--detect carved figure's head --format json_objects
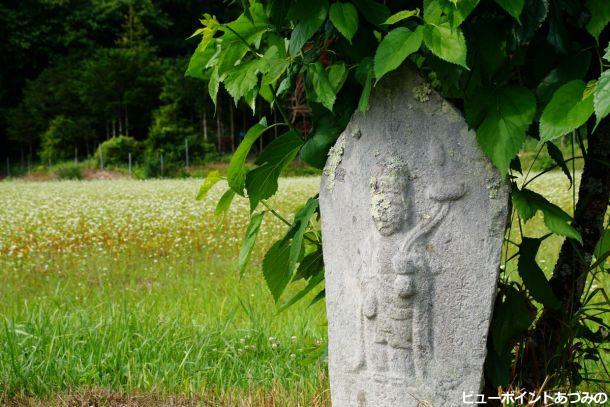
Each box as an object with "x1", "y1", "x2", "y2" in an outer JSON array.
[{"x1": 370, "y1": 158, "x2": 410, "y2": 236}]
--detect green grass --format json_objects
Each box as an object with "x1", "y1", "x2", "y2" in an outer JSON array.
[
  {"x1": 0, "y1": 172, "x2": 607, "y2": 405},
  {"x1": 0, "y1": 178, "x2": 327, "y2": 405}
]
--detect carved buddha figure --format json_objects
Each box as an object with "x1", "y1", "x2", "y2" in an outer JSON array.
[{"x1": 360, "y1": 158, "x2": 432, "y2": 378}]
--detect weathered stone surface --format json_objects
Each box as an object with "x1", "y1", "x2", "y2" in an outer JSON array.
[{"x1": 320, "y1": 65, "x2": 508, "y2": 407}]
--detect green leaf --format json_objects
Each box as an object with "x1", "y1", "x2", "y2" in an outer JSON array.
[
  {"x1": 475, "y1": 86, "x2": 536, "y2": 175},
  {"x1": 214, "y1": 189, "x2": 236, "y2": 223},
  {"x1": 260, "y1": 46, "x2": 289, "y2": 86},
  {"x1": 308, "y1": 62, "x2": 338, "y2": 111},
  {"x1": 288, "y1": 0, "x2": 329, "y2": 55},
  {"x1": 518, "y1": 237, "x2": 561, "y2": 309},
  {"x1": 279, "y1": 272, "x2": 324, "y2": 311},
  {"x1": 374, "y1": 26, "x2": 424, "y2": 81},
  {"x1": 383, "y1": 9, "x2": 419, "y2": 25},
  {"x1": 511, "y1": 186, "x2": 583, "y2": 243},
  {"x1": 356, "y1": 58, "x2": 374, "y2": 112},
  {"x1": 289, "y1": 198, "x2": 319, "y2": 275},
  {"x1": 238, "y1": 211, "x2": 265, "y2": 275},
  {"x1": 227, "y1": 119, "x2": 268, "y2": 195},
  {"x1": 494, "y1": 0, "x2": 524, "y2": 21},
  {"x1": 294, "y1": 248, "x2": 324, "y2": 281},
  {"x1": 208, "y1": 66, "x2": 220, "y2": 107},
  {"x1": 263, "y1": 237, "x2": 293, "y2": 302},
  {"x1": 449, "y1": 0, "x2": 480, "y2": 26},
  {"x1": 594, "y1": 70, "x2": 610, "y2": 126},
  {"x1": 352, "y1": 0, "x2": 391, "y2": 26},
  {"x1": 196, "y1": 170, "x2": 222, "y2": 200},
  {"x1": 604, "y1": 44, "x2": 610, "y2": 62},
  {"x1": 329, "y1": 2, "x2": 359, "y2": 42},
  {"x1": 224, "y1": 60, "x2": 261, "y2": 103},
  {"x1": 423, "y1": 23, "x2": 468, "y2": 68},
  {"x1": 328, "y1": 63, "x2": 348, "y2": 94},
  {"x1": 585, "y1": 0, "x2": 610, "y2": 40},
  {"x1": 535, "y1": 52, "x2": 592, "y2": 105},
  {"x1": 539, "y1": 80, "x2": 594, "y2": 143},
  {"x1": 545, "y1": 141, "x2": 573, "y2": 187},
  {"x1": 300, "y1": 117, "x2": 341, "y2": 169},
  {"x1": 594, "y1": 229, "x2": 610, "y2": 267},
  {"x1": 246, "y1": 131, "x2": 304, "y2": 210},
  {"x1": 186, "y1": 39, "x2": 218, "y2": 80}
]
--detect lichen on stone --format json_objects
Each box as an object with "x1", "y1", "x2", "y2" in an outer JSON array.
[
  {"x1": 413, "y1": 82, "x2": 432, "y2": 103},
  {"x1": 324, "y1": 133, "x2": 347, "y2": 192},
  {"x1": 351, "y1": 125, "x2": 362, "y2": 139}
]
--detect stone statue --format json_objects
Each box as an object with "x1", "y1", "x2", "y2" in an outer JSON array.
[{"x1": 320, "y1": 65, "x2": 508, "y2": 406}]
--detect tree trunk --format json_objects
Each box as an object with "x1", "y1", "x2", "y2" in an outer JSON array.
[{"x1": 523, "y1": 119, "x2": 610, "y2": 387}]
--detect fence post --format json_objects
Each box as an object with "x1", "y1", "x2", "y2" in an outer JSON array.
[
  {"x1": 6, "y1": 157, "x2": 9, "y2": 177},
  {"x1": 128, "y1": 153, "x2": 132, "y2": 177},
  {"x1": 160, "y1": 153, "x2": 164, "y2": 177},
  {"x1": 185, "y1": 138, "x2": 189, "y2": 171},
  {"x1": 74, "y1": 146, "x2": 78, "y2": 164}
]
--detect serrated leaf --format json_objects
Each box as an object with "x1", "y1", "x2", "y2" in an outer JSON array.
[
  {"x1": 289, "y1": 198, "x2": 319, "y2": 275},
  {"x1": 539, "y1": 80, "x2": 594, "y2": 143},
  {"x1": 329, "y1": 2, "x2": 358, "y2": 42},
  {"x1": 449, "y1": 0, "x2": 480, "y2": 26},
  {"x1": 196, "y1": 170, "x2": 222, "y2": 200},
  {"x1": 511, "y1": 186, "x2": 583, "y2": 243},
  {"x1": 518, "y1": 237, "x2": 561, "y2": 309},
  {"x1": 288, "y1": 0, "x2": 329, "y2": 55},
  {"x1": 224, "y1": 60, "x2": 261, "y2": 103},
  {"x1": 263, "y1": 237, "x2": 293, "y2": 302},
  {"x1": 423, "y1": 23, "x2": 468, "y2": 69},
  {"x1": 494, "y1": 0, "x2": 524, "y2": 21},
  {"x1": 545, "y1": 142, "x2": 572, "y2": 187},
  {"x1": 535, "y1": 52, "x2": 592, "y2": 105},
  {"x1": 374, "y1": 26, "x2": 423, "y2": 81},
  {"x1": 594, "y1": 70, "x2": 610, "y2": 126},
  {"x1": 246, "y1": 131, "x2": 304, "y2": 210},
  {"x1": 475, "y1": 86, "x2": 536, "y2": 175},
  {"x1": 308, "y1": 62, "x2": 338, "y2": 111},
  {"x1": 585, "y1": 0, "x2": 610, "y2": 40},
  {"x1": 186, "y1": 39, "x2": 218, "y2": 80},
  {"x1": 238, "y1": 211, "x2": 265, "y2": 275},
  {"x1": 227, "y1": 119, "x2": 268, "y2": 195},
  {"x1": 383, "y1": 9, "x2": 419, "y2": 25}
]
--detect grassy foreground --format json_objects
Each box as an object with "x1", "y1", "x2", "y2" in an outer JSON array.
[{"x1": 0, "y1": 172, "x2": 607, "y2": 405}]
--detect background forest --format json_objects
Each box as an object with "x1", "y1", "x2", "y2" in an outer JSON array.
[{"x1": 0, "y1": 0, "x2": 281, "y2": 178}]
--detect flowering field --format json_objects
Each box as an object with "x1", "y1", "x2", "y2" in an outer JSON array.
[
  {"x1": 0, "y1": 173, "x2": 606, "y2": 405},
  {"x1": 0, "y1": 178, "x2": 328, "y2": 406}
]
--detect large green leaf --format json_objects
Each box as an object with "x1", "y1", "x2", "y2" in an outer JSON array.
[
  {"x1": 196, "y1": 170, "x2": 222, "y2": 200},
  {"x1": 279, "y1": 272, "x2": 324, "y2": 312},
  {"x1": 423, "y1": 23, "x2": 468, "y2": 68},
  {"x1": 288, "y1": 0, "x2": 329, "y2": 55},
  {"x1": 329, "y1": 2, "x2": 358, "y2": 42},
  {"x1": 518, "y1": 237, "x2": 561, "y2": 309},
  {"x1": 585, "y1": 0, "x2": 610, "y2": 40},
  {"x1": 594, "y1": 71, "x2": 610, "y2": 126},
  {"x1": 223, "y1": 59, "x2": 261, "y2": 103},
  {"x1": 263, "y1": 237, "x2": 293, "y2": 302},
  {"x1": 238, "y1": 211, "x2": 265, "y2": 275},
  {"x1": 185, "y1": 39, "x2": 218, "y2": 80},
  {"x1": 494, "y1": 0, "x2": 524, "y2": 21},
  {"x1": 227, "y1": 119, "x2": 268, "y2": 195},
  {"x1": 308, "y1": 63, "x2": 338, "y2": 111},
  {"x1": 374, "y1": 26, "x2": 423, "y2": 81},
  {"x1": 214, "y1": 189, "x2": 236, "y2": 224},
  {"x1": 539, "y1": 80, "x2": 594, "y2": 143},
  {"x1": 535, "y1": 52, "x2": 592, "y2": 105},
  {"x1": 475, "y1": 86, "x2": 536, "y2": 175},
  {"x1": 289, "y1": 198, "x2": 319, "y2": 275},
  {"x1": 512, "y1": 186, "x2": 583, "y2": 243},
  {"x1": 245, "y1": 131, "x2": 304, "y2": 210}
]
